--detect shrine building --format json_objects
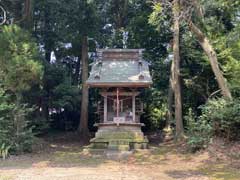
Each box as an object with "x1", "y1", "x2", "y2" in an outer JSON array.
[{"x1": 86, "y1": 49, "x2": 152, "y2": 151}]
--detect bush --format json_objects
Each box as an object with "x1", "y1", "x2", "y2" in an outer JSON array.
[
  {"x1": 0, "y1": 89, "x2": 35, "y2": 156},
  {"x1": 186, "y1": 98, "x2": 240, "y2": 151},
  {"x1": 200, "y1": 98, "x2": 240, "y2": 140},
  {"x1": 0, "y1": 25, "x2": 43, "y2": 158},
  {"x1": 185, "y1": 108, "x2": 213, "y2": 152},
  {"x1": 142, "y1": 105, "x2": 167, "y2": 131}
]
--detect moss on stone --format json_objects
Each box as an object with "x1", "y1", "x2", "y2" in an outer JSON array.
[
  {"x1": 90, "y1": 130, "x2": 148, "y2": 150},
  {"x1": 95, "y1": 131, "x2": 144, "y2": 140}
]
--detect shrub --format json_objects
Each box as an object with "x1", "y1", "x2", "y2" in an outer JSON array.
[
  {"x1": 186, "y1": 98, "x2": 240, "y2": 151},
  {"x1": 185, "y1": 108, "x2": 213, "y2": 152},
  {"x1": 200, "y1": 98, "x2": 240, "y2": 140},
  {"x1": 0, "y1": 25, "x2": 42, "y2": 158},
  {"x1": 142, "y1": 105, "x2": 167, "y2": 131},
  {"x1": 0, "y1": 89, "x2": 35, "y2": 156}
]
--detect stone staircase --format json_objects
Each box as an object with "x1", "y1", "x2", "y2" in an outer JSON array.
[{"x1": 89, "y1": 127, "x2": 148, "y2": 151}]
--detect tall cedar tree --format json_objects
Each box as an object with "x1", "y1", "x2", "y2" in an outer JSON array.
[
  {"x1": 172, "y1": 0, "x2": 184, "y2": 138},
  {"x1": 78, "y1": 36, "x2": 90, "y2": 140}
]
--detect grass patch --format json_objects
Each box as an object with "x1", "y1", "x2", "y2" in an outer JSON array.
[
  {"x1": 131, "y1": 145, "x2": 175, "y2": 164},
  {"x1": 52, "y1": 150, "x2": 106, "y2": 166}
]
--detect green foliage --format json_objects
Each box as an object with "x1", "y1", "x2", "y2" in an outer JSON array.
[
  {"x1": 148, "y1": 107, "x2": 167, "y2": 130},
  {"x1": 200, "y1": 98, "x2": 240, "y2": 140},
  {"x1": 148, "y1": 2, "x2": 163, "y2": 28},
  {"x1": 148, "y1": 2, "x2": 172, "y2": 32},
  {"x1": 1, "y1": 0, "x2": 240, "y2": 156},
  {"x1": 11, "y1": 103, "x2": 35, "y2": 153},
  {"x1": 185, "y1": 108, "x2": 213, "y2": 152},
  {"x1": 0, "y1": 25, "x2": 42, "y2": 156},
  {"x1": 0, "y1": 88, "x2": 35, "y2": 155},
  {"x1": 142, "y1": 89, "x2": 168, "y2": 131},
  {"x1": 197, "y1": 0, "x2": 240, "y2": 96},
  {"x1": 30, "y1": 116, "x2": 50, "y2": 135},
  {"x1": 222, "y1": 25, "x2": 240, "y2": 95},
  {"x1": 0, "y1": 25, "x2": 43, "y2": 93},
  {"x1": 186, "y1": 98, "x2": 240, "y2": 151},
  {"x1": 52, "y1": 82, "x2": 80, "y2": 112},
  {"x1": 0, "y1": 88, "x2": 14, "y2": 155},
  {"x1": 0, "y1": 143, "x2": 11, "y2": 160},
  {"x1": 42, "y1": 64, "x2": 81, "y2": 130}
]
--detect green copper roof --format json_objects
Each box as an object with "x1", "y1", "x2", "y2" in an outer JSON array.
[
  {"x1": 87, "y1": 59, "x2": 152, "y2": 87},
  {"x1": 87, "y1": 49, "x2": 152, "y2": 87}
]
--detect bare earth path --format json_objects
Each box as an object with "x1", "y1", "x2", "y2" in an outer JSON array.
[{"x1": 0, "y1": 133, "x2": 239, "y2": 180}]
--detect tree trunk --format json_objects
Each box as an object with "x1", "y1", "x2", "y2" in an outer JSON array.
[
  {"x1": 73, "y1": 56, "x2": 81, "y2": 85},
  {"x1": 45, "y1": 50, "x2": 51, "y2": 62},
  {"x1": 188, "y1": 21, "x2": 232, "y2": 100},
  {"x1": 173, "y1": 0, "x2": 184, "y2": 138},
  {"x1": 23, "y1": 0, "x2": 33, "y2": 29},
  {"x1": 167, "y1": 61, "x2": 174, "y2": 127},
  {"x1": 78, "y1": 36, "x2": 90, "y2": 141},
  {"x1": 15, "y1": 0, "x2": 33, "y2": 29},
  {"x1": 44, "y1": 2, "x2": 52, "y2": 63}
]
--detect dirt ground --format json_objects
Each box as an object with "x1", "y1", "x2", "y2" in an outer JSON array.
[{"x1": 0, "y1": 133, "x2": 239, "y2": 180}]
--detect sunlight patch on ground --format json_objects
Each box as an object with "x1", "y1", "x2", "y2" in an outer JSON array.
[
  {"x1": 130, "y1": 144, "x2": 194, "y2": 165},
  {"x1": 200, "y1": 163, "x2": 240, "y2": 180},
  {"x1": 0, "y1": 175, "x2": 14, "y2": 180}
]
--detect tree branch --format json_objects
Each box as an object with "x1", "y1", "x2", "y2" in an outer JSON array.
[
  {"x1": 209, "y1": 89, "x2": 221, "y2": 99},
  {"x1": 0, "y1": 5, "x2": 6, "y2": 25},
  {"x1": 188, "y1": 20, "x2": 232, "y2": 100}
]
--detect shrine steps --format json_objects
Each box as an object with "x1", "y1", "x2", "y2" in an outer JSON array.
[{"x1": 88, "y1": 123, "x2": 148, "y2": 151}]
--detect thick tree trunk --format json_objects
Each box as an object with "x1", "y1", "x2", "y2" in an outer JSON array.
[
  {"x1": 188, "y1": 21, "x2": 232, "y2": 100},
  {"x1": 78, "y1": 36, "x2": 90, "y2": 140},
  {"x1": 173, "y1": 0, "x2": 184, "y2": 138}
]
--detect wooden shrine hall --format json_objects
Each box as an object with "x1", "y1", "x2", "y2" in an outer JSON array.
[{"x1": 87, "y1": 49, "x2": 152, "y2": 151}]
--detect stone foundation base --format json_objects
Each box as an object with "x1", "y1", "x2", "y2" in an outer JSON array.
[{"x1": 89, "y1": 123, "x2": 148, "y2": 151}]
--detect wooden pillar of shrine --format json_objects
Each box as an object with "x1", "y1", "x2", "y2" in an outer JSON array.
[
  {"x1": 132, "y1": 95, "x2": 136, "y2": 122},
  {"x1": 104, "y1": 95, "x2": 107, "y2": 122}
]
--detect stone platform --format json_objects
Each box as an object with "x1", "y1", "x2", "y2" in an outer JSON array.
[{"x1": 89, "y1": 123, "x2": 148, "y2": 151}]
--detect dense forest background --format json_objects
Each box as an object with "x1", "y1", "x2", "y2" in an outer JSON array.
[{"x1": 0, "y1": 0, "x2": 240, "y2": 156}]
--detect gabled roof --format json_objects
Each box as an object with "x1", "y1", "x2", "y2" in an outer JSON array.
[{"x1": 86, "y1": 49, "x2": 152, "y2": 87}]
